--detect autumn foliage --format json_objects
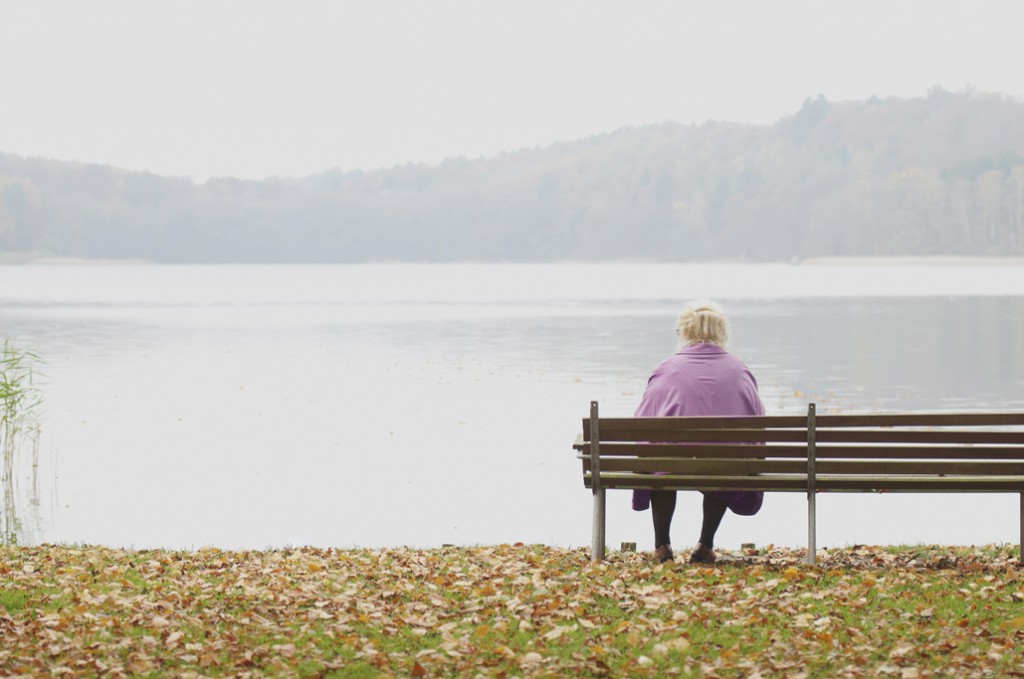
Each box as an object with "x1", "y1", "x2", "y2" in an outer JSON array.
[{"x1": 2, "y1": 544, "x2": 1023, "y2": 677}]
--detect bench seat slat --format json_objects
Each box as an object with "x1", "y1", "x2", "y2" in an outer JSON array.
[
  {"x1": 581, "y1": 457, "x2": 1024, "y2": 476},
  {"x1": 583, "y1": 473, "x2": 1024, "y2": 492}
]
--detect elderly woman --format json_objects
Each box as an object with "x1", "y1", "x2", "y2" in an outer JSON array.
[{"x1": 633, "y1": 300, "x2": 765, "y2": 564}]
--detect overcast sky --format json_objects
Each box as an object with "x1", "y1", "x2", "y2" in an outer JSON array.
[{"x1": 2, "y1": 1, "x2": 1022, "y2": 181}]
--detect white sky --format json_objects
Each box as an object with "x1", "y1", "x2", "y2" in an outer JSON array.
[{"x1": 1, "y1": 0, "x2": 1022, "y2": 181}]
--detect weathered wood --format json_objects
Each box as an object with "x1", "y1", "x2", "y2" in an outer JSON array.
[
  {"x1": 575, "y1": 401, "x2": 1024, "y2": 563},
  {"x1": 572, "y1": 442, "x2": 797, "y2": 456},
  {"x1": 583, "y1": 474, "x2": 810, "y2": 491},
  {"x1": 581, "y1": 458, "x2": 806, "y2": 474},
  {"x1": 815, "y1": 460, "x2": 1024, "y2": 475},
  {"x1": 815, "y1": 413, "x2": 1024, "y2": 427},
  {"x1": 574, "y1": 442, "x2": 1024, "y2": 459},
  {"x1": 815, "y1": 430, "x2": 1024, "y2": 444},
  {"x1": 582, "y1": 457, "x2": 1024, "y2": 476},
  {"x1": 588, "y1": 428, "x2": 808, "y2": 443},
  {"x1": 583, "y1": 473, "x2": 1024, "y2": 492},
  {"x1": 811, "y1": 446, "x2": 1024, "y2": 460},
  {"x1": 813, "y1": 476, "x2": 1024, "y2": 491},
  {"x1": 583, "y1": 415, "x2": 806, "y2": 432},
  {"x1": 584, "y1": 412, "x2": 1024, "y2": 438},
  {"x1": 591, "y1": 429, "x2": 1024, "y2": 444}
]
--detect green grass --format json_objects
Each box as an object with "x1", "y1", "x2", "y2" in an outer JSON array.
[
  {"x1": 0, "y1": 587, "x2": 27, "y2": 612},
  {"x1": 1, "y1": 543, "x2": 1022, "y2": 676}
]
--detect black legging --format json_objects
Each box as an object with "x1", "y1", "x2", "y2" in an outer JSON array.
[{"x1": 651, "y1": 491, "x2": 729, "y2": 548}]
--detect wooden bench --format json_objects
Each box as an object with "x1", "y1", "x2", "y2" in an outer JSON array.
[{"x1": 575, "y1": 401, "x2": 1024, "y2": 564}]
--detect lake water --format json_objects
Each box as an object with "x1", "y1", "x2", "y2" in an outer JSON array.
[{"x1": 1, "y1": 262, "x2": 1023, "y2": 552}]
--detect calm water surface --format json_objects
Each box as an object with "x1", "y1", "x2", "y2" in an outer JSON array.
[{"x1": 1, "y1": 263, "x2": 1023, "y2": 551}]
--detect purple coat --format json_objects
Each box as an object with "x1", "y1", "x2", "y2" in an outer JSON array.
[{"x1": 631, "y1": 342, "x2": 765, "y2": 515}]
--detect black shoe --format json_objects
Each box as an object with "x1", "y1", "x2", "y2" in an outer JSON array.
[
  {"x1": 689, "y1": 544, "x2": 717, "y2": 564},
  {"x1": 652, "y1": 545, "x2": 674, "y2": 564}
]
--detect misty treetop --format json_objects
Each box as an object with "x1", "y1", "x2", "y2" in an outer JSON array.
[{"x1": 1, "y1": 90, "x2": 1023, "y2": 263}]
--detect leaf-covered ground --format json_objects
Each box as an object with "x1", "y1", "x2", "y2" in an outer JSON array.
[{"x1": 2, "y1": 544, "x2": 1023, "y2": 677}]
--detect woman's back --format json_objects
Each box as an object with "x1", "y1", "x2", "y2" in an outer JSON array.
[{"x1": 635, "y1": 342, "x2": 764, "y2": 418}]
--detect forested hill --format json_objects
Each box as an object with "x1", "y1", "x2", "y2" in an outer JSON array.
[{"x1": 2, "y1": 90, "x2": 1024, "y2": 263}]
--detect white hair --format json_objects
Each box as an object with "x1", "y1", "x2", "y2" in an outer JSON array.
[{"x1": 676, "y1": 299, "x2": 729, "y2": 347}]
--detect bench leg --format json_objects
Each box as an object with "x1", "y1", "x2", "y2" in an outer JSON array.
[
  {"x1": 592, "y1": 488, "x2": 606, "y2": 563},
  {"x1": 1020, "y1": 492, "x2": 1023, "y2": 562},
  {"x1": 807, "y1": 491, "x2": 817, "y2": 566}
]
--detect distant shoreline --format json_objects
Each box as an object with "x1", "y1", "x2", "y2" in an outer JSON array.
[
  {"x1": 0, "y1": 252, "x2": 153, "y2": 265},
  {"x1": 2, "y1": 254, "x2": 1022, "y2": 266},
  {"x1": 797, "y1": 255, "x2": 1024, "y2": 266},
  {"x1": 20, "y1": 256, "x2": 153, "y2": 266}
]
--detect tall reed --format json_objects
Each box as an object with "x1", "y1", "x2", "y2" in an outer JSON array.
[{"x1": 1, "y1": 338, "x2": 43, "y2": 545}]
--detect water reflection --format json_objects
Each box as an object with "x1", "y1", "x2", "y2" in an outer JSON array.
[
  {"x1": 1, "y1": 429, "x2": 43, "y2": 545},
  {"x1": 369, "y1": 296, "x2": 1024, "y2": 415},
  {"x1": 1, "y1": 339, "x2": 44, "y2": 545},
  {"x1": 1, "y1": 265, "x2": 1023, "y2": 549}
]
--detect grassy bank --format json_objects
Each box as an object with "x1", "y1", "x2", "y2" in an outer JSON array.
[{"x1": 1, "y1": 544, "x2": 1022, "y2": 677}]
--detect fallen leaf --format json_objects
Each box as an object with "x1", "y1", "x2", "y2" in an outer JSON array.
[
  {"x1": 794, "y1": 614, "x2": 814, "y2": 628},
  {"x1": 664, "y1": 637, "x2": 690, "y2": 652},
  {"x1": 1002, "y1": 617, "x2": 1024, "y2": 630},
  {"x1": 521, "y1": 652, "x2": 543, "y2": 666}
]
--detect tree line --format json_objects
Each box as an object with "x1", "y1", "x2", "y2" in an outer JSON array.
[{"x1": 2, "y1": 89, "x2": 1023, "y2": 263}]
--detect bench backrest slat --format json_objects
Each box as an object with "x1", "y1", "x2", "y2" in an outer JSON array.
[
  {"x1": 815, "y1": 445, "x2": 1024, "y2": 459},
  {"x1": 815, "y1": 413, "x2": 1024, "y2": 427},
  {"x1": 573, "y1": 442, "x2": 805, "y2": 457},
  {"x1": 589, "y1": 429, "x2": 807, "y2": 443},
  {"x1": 581, "y1": 457, "x2": 1024, "y2": 476},
  {"x1": 585, "y1": 415, "x2": 805, "y2": 429},
  {"x1": 574, "y1": 442, "x2": 1024, "y2": 459},
  {"x1": 583, "y1": 428, "x2": 1024, "y2": 445},
  {"x1": 816, "y1": 430, "x2": 1024, "y2": 444},
  {"x1": 584, "y1": 458, "x2": 804, "y2": 474}
]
